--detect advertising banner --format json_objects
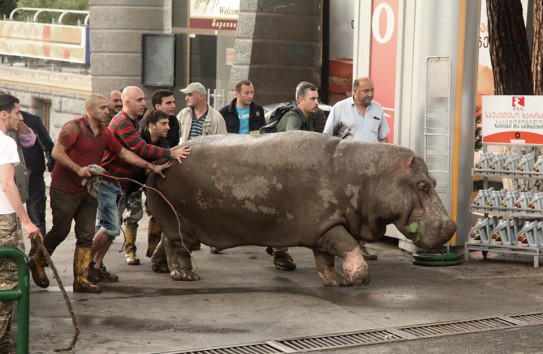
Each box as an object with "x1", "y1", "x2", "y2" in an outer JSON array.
[
  {"x1": 482, "y1": 95, "x2": 543, "y2": 145},
  {"x1": 369, "y1": 0, "x2": 398, "y2": 143},
  {"x1": 0, "y1": 21, "x2": 88, "y2": 64},
  {"x1": 189, "y1": 0, "x2": 240, "y2": 31}
]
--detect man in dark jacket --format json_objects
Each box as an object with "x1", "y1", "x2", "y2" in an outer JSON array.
[
  {"x1": 219, "y1": 80, "x2": 265, "y2": 134},
  {"x1": 21, "y1": 111, "x2": 55, "y2": 256}
]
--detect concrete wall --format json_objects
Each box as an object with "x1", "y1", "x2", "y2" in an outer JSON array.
[
  {"x1": 89, "y1": 0, "x2": 170, "y2": 99},
  {"x1": 0, "y1": 66, "x2": 91, "y2": 140},
  {"x1": 230, "y1": 0, "x2": 323, "y2": 105}
]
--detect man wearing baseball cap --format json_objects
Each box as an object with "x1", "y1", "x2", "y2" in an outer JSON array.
[{"x1": 177, "y1": 82, "x2": 226, "y2": 143}]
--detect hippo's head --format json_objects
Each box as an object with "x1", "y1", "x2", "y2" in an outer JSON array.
[{"x1": 375, "y1": 154, "x2": 456, "y2": 250}]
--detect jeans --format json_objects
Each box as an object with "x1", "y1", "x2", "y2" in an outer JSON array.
[{"x1": 96, "y1": 180, "x2": 127, "y2": 238}]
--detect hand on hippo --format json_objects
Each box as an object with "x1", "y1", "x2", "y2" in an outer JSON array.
[{"x1": 170, "y1": 146, "x2": 191, "y2": 164}]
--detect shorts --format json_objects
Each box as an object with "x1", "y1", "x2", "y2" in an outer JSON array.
[{"x1": 96, "y1": 179, "x2": 128, "y2": 237}]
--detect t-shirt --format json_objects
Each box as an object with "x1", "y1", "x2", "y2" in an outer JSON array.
[
  {"x1": 51, "y1": 116, "x2": 123, "y2": 195},
  {"x1": 236, "y1": 106, "x2": 250, "y2": 134},
  {"x1": 0, "y1": 131, "x2": 20, "y2": 214}
]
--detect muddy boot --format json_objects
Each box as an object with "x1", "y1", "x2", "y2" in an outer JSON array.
[
  {"x1": 359, "y1": 240, "x2": 378, "y2": 261},
  {"x1": 29, "y1": 247, "x2": 50, "y2": 288},
  {"x1": 93, "y1": 263, "x2": 119, "y2": 282},
  {"x1": 73, "y1": 246, "x2": 102, "y2": 293},
  {"x1": 124, "y1": 228, "x2": 140, "y2": 265},
  {"x1": 273, "y1": 249, "x2": 296, "y2": 271},
  {"x1": 146, "y1": 218, "x2": 162, "y2": 258}
]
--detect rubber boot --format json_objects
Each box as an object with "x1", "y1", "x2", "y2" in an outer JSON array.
[
  {"x1": 124, "y1": 228, "x2": 140, "y2": 265},
  {"x1": 147, "y1": 218, "x2": 162, "y2": 258},
  {"x1": 73, "y1": 246, "x2": 102, "y2": 293},
  {"x1": 29, "y1": 247, "x2": 50, "y2": 288},
  {"x1": 359, "y1": 240, "x2": 378, "y2": 261}
]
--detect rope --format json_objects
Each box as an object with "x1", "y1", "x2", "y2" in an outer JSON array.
[
  {"x1": 35, "y1": 169, "x2": 193, "y2": 352},
  {"x1": 36, "y1": 239, "x2": 79, "y2": 352},
  {"x1": 96, "y1": 171, "x2": 195, "y2": 264}
]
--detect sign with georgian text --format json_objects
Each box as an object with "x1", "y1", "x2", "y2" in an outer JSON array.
[
  {"x1": 189, "y1": 0, "x2": 240, "y2": 31},
  {"x1": 482, "y1": 95, "x2": 543, "y2": 145}
]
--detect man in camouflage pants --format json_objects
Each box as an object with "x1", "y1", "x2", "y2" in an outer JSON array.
[{"x1": 0, "y1": 93, "x2": 41, "y2": 352}]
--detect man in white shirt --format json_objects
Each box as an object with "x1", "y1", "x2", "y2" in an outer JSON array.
[
  {"x1": 323, "y1": 77, "x2": 390, "y2": 259},
  {"x1": 0, "y1": 93, "x2": 41, "y2": 352}
]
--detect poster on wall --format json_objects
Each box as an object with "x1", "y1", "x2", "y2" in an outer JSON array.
[
  {"x1": 189, "y1": 0, "x2": 240, "y2": 31},
  {"x1": 482, "y1": 95, "x2": 543, "y2": 145}
]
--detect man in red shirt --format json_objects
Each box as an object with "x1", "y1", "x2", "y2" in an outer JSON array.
[
  {"x1": 29, "y1": 94, "x2": 174, "y2": 293},
  {"x1": 91, "y1": 86, "x2": 190, "y2": 283}
]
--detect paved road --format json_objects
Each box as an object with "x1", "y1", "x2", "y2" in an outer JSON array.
[{"x1": 15, "y1": 185, "x2": 543, "y2": 353}]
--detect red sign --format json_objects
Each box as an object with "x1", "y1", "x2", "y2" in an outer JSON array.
[{"x1": 369, "y1": 0, "x2": 398, "y2": 143}]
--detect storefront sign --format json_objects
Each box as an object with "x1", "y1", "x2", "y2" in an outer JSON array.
[
  {"x1": 0, "y1": 21, "x2": 88, "y2": 64},
  {"x1": 482, "y1": 95, "x2": 543, "y2": 145},
  {"x1": 189, "y1": 0, "x2": 240, "y2": 31}
]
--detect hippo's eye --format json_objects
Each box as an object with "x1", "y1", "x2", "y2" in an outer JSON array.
[{"x1": 418, "y1": 182, "x2": 429, "y2": 193}]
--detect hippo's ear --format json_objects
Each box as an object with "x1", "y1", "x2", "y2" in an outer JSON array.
[{"x1": 403, "y1": 156, "x2": 416, "y2": 171}]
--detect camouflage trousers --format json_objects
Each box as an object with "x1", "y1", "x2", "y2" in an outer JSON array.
[{"x1": 0, "y1": 213, "x2": 24, "y2": 351}]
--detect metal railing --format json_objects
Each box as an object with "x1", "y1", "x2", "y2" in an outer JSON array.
[
  {"x1": 9, "y1": 7, "x2": 90, "y2": 26},
  {"x1": 0, "y1": 247, "x2": 30, "y2": 354}
]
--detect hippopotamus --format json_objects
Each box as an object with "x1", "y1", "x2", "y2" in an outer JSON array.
[{"x1": 146, "y1": 131, "x2": 456, "y2": 286}]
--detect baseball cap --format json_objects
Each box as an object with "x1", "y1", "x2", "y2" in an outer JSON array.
[{"x1": 180, "y1": 82, "x2": 207, "y2": 95}]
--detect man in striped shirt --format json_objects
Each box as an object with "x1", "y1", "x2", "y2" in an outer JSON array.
[
  {"x1": 90, "y1": 86, "x2": 190, "y2": 282},
  {"x1": 177, "y1": 82, "x2": 226, "y2": 144}
]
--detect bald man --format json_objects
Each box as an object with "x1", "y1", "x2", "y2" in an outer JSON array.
[
  {"x1": 90, "y1": 86, "x2": 190, "y2": 283},
  {"x1": 323, "y1": 77, "x2": 390, "y2": 260},
  {"x1": 29, "y1": 94, "x2": 174, "y2": 293}
]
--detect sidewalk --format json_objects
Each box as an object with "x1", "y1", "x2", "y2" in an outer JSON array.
[{"x1": 25, "y1": 206, "x2": 543, "y2": 353}]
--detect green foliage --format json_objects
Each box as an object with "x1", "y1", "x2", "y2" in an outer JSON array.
[
  {"x1": 474, "y1": 109, "x2": 482, "y2": 151},
  {"x1": 0, "y1": 0, "x2": 18, "y2": 18},
  {"x1": 13, "y1": 0, "x2": 88, "y2": 25}
]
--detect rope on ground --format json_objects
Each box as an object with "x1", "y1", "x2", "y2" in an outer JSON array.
[{"x1": 36, "y1": 239, "x2": 79, "y2": 352}]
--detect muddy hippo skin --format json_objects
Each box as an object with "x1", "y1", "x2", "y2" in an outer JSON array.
[{"x1": 147, "y1": 131, "x2": 456, "y2": 286}]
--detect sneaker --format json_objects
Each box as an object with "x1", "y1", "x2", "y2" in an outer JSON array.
[{"x1": 95, "y1": 264, "x2": 119, "y2": 282}]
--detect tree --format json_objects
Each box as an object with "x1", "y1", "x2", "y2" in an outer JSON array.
[
  {"x1": 0, "y1": 0, "x2": 17, "y2": 18},
  {"x1": 487, "y1": 0, "x2": 533, "y2": 95},
  {"x1": 13, "y1": 0, "x2": 88, "y2": 25},
  {"x1": 487, "y1": 0, "x2": 543, "y2": 192}
]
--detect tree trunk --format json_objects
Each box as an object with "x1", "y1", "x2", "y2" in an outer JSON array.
[
  {"x1": 487, "y1": 0, "x2": 533, "y2": 95},
  {"x1": 533, "y1": 0, "x2": 543, "y2": 95}
]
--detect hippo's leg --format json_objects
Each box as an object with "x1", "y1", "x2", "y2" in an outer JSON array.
[
  {"x1": 312, "y1": 249, "x2": 352, "y2": 287},
  {"x1": 317, "y1": 225, "x2": 370, "y2": 286},
  {"x1": 164, "y1": 236, "x2": 200, "y2": 281},
  {"x1": 150, "y1": 235, "x2": 169, "y2": 273}
]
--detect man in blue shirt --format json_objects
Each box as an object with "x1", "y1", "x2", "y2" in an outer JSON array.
[{"x1": 220, "y1": 80, "x2": 265, "y2": 135}]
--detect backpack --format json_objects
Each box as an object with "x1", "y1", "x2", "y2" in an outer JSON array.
[{"x1": 259, "y1": 101, "x2": 297, "y2": 133}]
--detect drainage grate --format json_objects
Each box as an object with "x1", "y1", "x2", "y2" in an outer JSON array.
[
  {"x1": 162, "y1": 311, "x2": 543, "y2": 354},
  {"x1": 277, "y1": 330, "x2": 403, "y2": 351},
  {"x1": 510, "y1": 312, "x2": 543, "y2": 325},
  {"x1": 170, "y1": 343, "x2": 282, "y2": 354},
  {"x1": 399, "y1": 316, "x2": 516, "y2": 338}
]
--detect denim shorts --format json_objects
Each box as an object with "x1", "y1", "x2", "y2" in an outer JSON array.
[{"x1": 96, "y1": 179, "x2": 127, "y2": 237}]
